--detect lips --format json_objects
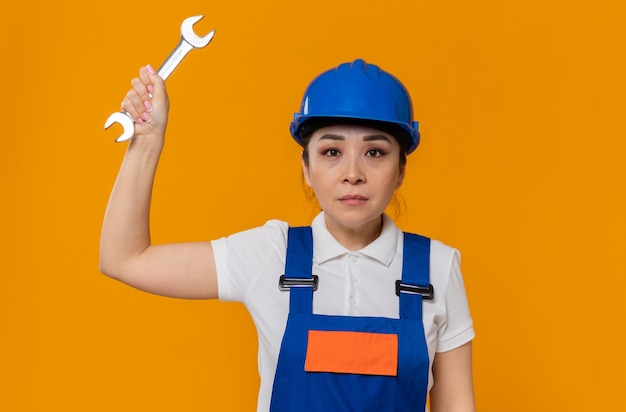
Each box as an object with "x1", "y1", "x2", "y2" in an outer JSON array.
[{"x1": 339, "y1": 194, "x2": 368, "y2": 206}]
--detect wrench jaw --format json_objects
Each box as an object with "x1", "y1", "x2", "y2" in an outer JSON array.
[
  {"x1": 104, "y1": 15, "x2": 215, "y2": 142},
  {"x1": 181, "y1": 15, "x2": 215, "y2": 48},
  {"x1": 104, "y1": 112, "x2": 135, "y2": 143}
]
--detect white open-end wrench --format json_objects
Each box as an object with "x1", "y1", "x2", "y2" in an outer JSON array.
[{"x1": 104, "y1": 15, "x2": 215, "y2": 142}]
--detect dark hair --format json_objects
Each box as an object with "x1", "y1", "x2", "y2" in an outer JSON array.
[{"x1": 299, "y1": 118, "x2": 409, "y2": 167}]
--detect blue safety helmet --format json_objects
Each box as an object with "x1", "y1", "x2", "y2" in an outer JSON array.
[{"x1": 290, "y1": 59, "x2": 420, "y2": 154}]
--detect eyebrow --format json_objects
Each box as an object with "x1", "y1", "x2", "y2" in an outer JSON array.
[{"x1": 319, "y1": 134, "x2": 392, "y2": 143}]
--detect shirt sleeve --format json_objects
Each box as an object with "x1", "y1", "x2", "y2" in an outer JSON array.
[
  {"x1": 211, "y1": 220, "x2": 289, "y2": 302},
  {"x1": 436, "y1": 249, "x2": 475, "y2": 353}
]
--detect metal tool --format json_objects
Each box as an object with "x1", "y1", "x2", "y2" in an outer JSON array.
[{"x1": 104, "y1": 15, "x2": 215, "y2": 142}]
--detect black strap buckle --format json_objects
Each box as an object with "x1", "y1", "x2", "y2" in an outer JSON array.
[
  {"x1": 395, "y1": 280, "x2": 434, "y2": 300},
  {"x1": 279, "y1": 275, "x2": 319, "y2": 291}
]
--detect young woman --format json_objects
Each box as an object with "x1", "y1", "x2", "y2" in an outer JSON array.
[{"x1": 100, "y1": 59, "x2": 476, "y2": 412}]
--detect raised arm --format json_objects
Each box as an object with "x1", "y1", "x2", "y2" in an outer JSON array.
[{"x1": 99, "y1": 65, "x2": 218, "y2": 299}]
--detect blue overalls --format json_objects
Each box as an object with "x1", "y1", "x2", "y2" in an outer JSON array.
[{"x1": 270, "y1": 227, "x2": 433, "y2": 412}]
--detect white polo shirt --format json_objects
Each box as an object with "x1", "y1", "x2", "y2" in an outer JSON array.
[{"x1": 213, "y1": 212, "x2": 474, "y2": 412}]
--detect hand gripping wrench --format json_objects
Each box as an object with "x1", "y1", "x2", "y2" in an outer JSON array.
[{"x1": 104, "y1": 15, "x2": 215, "y2": 142}]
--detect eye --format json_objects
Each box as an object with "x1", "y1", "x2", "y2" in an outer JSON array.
[
  {"x1": 366, "y1": 148, "x2": 386, "y2": 157},
  {"x1": 322, "y1": 148, "x2": 341, "y2": 157}
]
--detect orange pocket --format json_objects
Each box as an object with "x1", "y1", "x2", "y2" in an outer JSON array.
[{"x1": 304, "y1": 330, "x2": 398, "y2": 376}]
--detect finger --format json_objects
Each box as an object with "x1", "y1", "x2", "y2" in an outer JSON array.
[
  {"x1": 122, "y1": 87, "x2": 148, "y2": 125},
  {"x1": 139, "y1": 66, "x2": 155, "y2": 98},
  {"x1": 137, "y1": 67, "x2": 155, "y2": 121},
  {"x1": 130, "y1": 76, "x2": 153, "y2": 123},
  {"x1": 145, "y1": 64, "x2": 169, "y2": 108},
  {"x1": 130, "y1": 76, "x2": 149, "y2": 105}
]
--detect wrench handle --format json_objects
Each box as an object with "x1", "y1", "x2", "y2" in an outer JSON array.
[{"x1": 157, "y1": 39, "x2": 195, "y2": 81}]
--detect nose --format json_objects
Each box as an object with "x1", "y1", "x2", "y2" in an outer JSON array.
[{"x1": 342, "y1": 154, "x2": 365, "y2": 185}]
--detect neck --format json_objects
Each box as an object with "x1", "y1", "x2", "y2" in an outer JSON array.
[{"x1": 324, "y1": 214, "x2": 384, "y2": 251}]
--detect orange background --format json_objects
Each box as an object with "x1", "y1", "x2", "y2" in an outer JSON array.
[{"x1": 1, "y1": 0, "x2": 625, "y2": 410}]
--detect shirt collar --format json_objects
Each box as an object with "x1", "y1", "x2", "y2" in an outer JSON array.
[{"x1": 311, "y1": 212, "x2": 400, "y2": 267}]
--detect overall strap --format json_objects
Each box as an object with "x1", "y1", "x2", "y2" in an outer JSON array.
[
  {"x1": 398, "y1": 232, "x2": 432, "y2": 320},
  {"x1": 283, "y1": 226, "x2": 315, "y2": 314}
]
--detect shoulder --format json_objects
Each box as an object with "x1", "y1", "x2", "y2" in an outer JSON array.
[
  {"x1": 400, "y1": 229, "x2": 460, "y2": 271},
  {"x1": 211, "y1": 219, "x2": 291, "y2": 273},
  {"x1": 428, "y1": 238, "x2": 461, "y2": 290},
  {"x1": 429, "y1": 238, "x2": 460, "y2": 270},
  {"x1": 213, "y1": 219, "x2": 290, "y2": 250},
  {"x1": 212, "y1": 220, "x2": 291, "y2": 301},
  {"x1": 401, "y1": 233, "x2": 461, "y2": 295}
]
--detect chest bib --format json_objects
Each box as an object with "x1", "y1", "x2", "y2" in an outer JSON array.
[{"x1": 270, "y1": 227, "x2": 432, "y2": 412}]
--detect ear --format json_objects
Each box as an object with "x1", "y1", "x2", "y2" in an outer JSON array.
[
  {"x1": 394, "y1": 164, "x2": 406, "y2": 190},
  {"x1": 302, "y1": 153, "x2": 313, "y2": 187}
]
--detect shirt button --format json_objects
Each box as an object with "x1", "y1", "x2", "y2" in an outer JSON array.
[{"x1": 350, "y1": 255, "x2": 358, "y2": 263}]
